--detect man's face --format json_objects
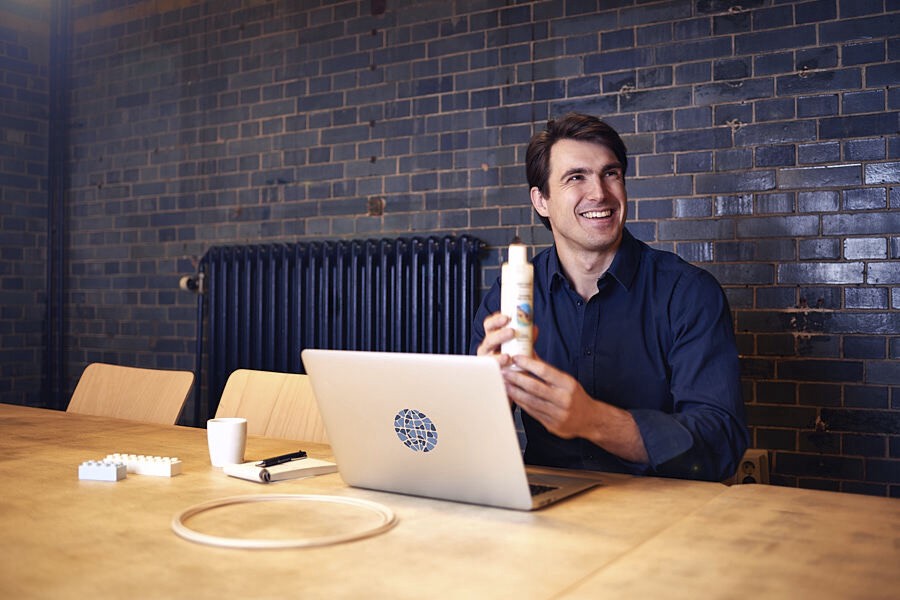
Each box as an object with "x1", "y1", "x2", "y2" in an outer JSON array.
[{"x1": 530, "y1": 138, "x2": 628, "y2": 261}]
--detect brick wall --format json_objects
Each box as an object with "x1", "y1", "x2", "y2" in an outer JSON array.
[
  {"x1": 0, "y1": 3, "x2": 49, "y2": 407},
  {"x1": 5, "y1": 0, "x2": 899, "y2": 495}
]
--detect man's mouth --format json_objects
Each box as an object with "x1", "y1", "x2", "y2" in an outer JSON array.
[{"x1": 579, "y1": 209, "x2": 613, "y2": 219}]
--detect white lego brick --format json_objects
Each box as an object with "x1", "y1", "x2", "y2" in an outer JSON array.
[
  {"x1": 79, "y1": 460, "x2": 126, "y2": 482},
  {"x1": 104, "y1": 454, "x2": 182, "y2": 477}
]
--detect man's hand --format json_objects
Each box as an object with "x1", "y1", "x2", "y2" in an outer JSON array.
[
  {"x1": 475, "y1": 312, "x2": 515, "y2": 369},
  {"x1": 506, "y1": 354, "x2": 650, "y2": 465}
]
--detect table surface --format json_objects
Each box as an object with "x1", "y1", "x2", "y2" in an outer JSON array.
[{"x1": 1, "y1": 403, "x2": 898, "y2": 599}]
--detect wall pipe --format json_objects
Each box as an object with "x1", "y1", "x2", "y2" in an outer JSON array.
[{"x1": 45, "y1": 0, "x2": 69, "y2": 409}]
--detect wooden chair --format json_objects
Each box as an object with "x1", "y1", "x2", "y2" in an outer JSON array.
[
  {"x1": 214, "y1": 369, "x2": 328, "y2": 443},
  {"x1": 67, "y1": 363, "x2": 194, "y2": 425}
]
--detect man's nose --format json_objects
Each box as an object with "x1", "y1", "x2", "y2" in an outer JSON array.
[{"x1": 587, "y1": 175, "x2": 606, "y2": 200}]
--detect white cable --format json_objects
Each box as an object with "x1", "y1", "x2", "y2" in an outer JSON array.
[{"x1": 171, "y1": 494, "x2": 397, "y2": 549}]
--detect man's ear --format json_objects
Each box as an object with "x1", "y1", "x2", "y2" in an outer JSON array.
[{"x1": 530, "y1": 186, "x2": 549, "y2": 218}]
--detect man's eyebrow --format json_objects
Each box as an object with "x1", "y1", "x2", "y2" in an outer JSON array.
[
  {"x1": 559, "y1": 163, "x2": 623, "y2": 180},
  {"x1": 559, "y1": 166, "x2": 589, "y2": 180}
]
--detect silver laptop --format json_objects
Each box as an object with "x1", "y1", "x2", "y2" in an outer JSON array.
[{"x1": 301, "y1": 349, "x2": 601, "y2": 510}]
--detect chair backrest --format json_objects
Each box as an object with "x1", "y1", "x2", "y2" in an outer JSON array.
[
  {"x1": 67, "y1": 363, "x2": 194, "y2": 425},
  {"x1": 214, "y1": 369, "x2": 328, "y2": 443}
]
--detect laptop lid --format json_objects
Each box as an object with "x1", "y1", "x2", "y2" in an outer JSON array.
[{"x1": 301, "y1": 349, "x2": 599, "y2": 510}]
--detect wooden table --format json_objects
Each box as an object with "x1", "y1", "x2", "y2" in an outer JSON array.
[{"x1": 1, "y1": 404, "x2": 897, "y2": 599}]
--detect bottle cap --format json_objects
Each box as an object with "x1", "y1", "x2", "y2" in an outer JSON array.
[{"x1": 508, "y1": 241, "x2": 527, "y2": 265}]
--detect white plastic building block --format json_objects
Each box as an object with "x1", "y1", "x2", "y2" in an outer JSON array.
[
  {"x1": 79, "y1": 460, "x2": 126, "y2": 482},
  {"x1": 104, "y1": 454, "x2": 182, "y2": 477}
]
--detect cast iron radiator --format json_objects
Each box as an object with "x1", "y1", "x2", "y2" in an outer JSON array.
[{"x1": 193, "y1": 235, "x2": 482, "y2": 423}]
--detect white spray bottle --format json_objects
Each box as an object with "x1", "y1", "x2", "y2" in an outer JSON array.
[{"x1": 500, "y1": 237, "x2": 533, "y2": 361}]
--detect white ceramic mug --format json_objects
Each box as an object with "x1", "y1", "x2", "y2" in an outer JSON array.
[{"x1": 206, "y1": 417, "x2": 247, "y2": 467}]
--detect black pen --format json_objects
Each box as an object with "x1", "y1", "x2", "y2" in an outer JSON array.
[{"x1": 256, "y1": 450, "x2": 307, "y2": 467}]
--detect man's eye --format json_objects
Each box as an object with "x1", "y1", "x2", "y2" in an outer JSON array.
[{"x1": 605, "y1": 170, "x2": 622, "y2": 179}]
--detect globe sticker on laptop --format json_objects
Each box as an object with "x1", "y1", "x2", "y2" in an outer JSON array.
[{"x1": 393, "y1": 408, "x2": 438, "y2": 452}]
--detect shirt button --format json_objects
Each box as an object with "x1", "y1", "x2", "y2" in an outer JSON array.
[{"x1": 584, "y1": 348, "x2": 592, "y2": 356}]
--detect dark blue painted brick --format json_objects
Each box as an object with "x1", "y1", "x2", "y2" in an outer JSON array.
[
  {"x1": 864, "y1": 162, "x2": 900, "y2": 185},
  {"x1": 844, "y1": 237, "x2": 887, "y2": 259},
  {"x1": 702, "y1": 263, "x2": 775, "y2": 285},
  {"x1": 638, "y1": 154, "x2": 673, "y2": 176},
  {"x1": 657, "y1": 218, "x2": 736, "y2": 241},
  {"x1": 713, "y1": 58, "x2": 750, "y2": 80},
  {"x1": 601, "y1": 28, "x2": 634, "y2": 50},
  {"x1": 715, "y1": 148, "x2": 752, "y2": 171},
  {"x1": 677, "y1": 151, "x2": 713, "y2": 173},
  {"x1": 736, "y1": 26, "x2": 817, "y2": 54},
  {"x1": 777, "y1": 68, "x2": 862, "y2": 96},
  {"x1": 655, "y1": 37, "x2": 732, "y2": 63},
  {"x1": 798, "y1": 141, "x2": 841, "y2": 164},
  {"x1": 746, "y1": 405, "x2": 816, "y2": 429},
  {"x1": 797, "y1": 93, "x2": 839, "y2": 117},
  {"x1": 844, "y1": 335, "x2": 887, "y2": 358},
  {"x1": 637, "y1": 110, "x2": 672, "y2": 132},
  {"x1": 674, "y1": 197, "x2": 712, "y2": 218},
  {"x1": 675, "y1": 241, "x2": 713, "y2": 262},
  {"x1": 844, "y1": 187, "x2": 887, "y2": 210},
  {"x1": 657, "y1": 128, "x2": 730, "y2": 153},
  {"x1": 781, "y1": 359, "x2": 865, "y2": 383},
  {"x1": 714, "y1": 194, "x2": 752, "y2": 216},
  {"x1": 846, "y1": 288, "x2": 889, "y2": 310},
  {"x1": 757, "y1": 288, "x2": 799, "y2": 310},
  {"x1": 715, "y1": 103, "x2": 752, "y2": 125},
  {"x1": 819, "y1": 112, "x2": 900, "y2": 139},
  {"x1": 626, "y1": 175, "x2": 693, "y2": 198},
  {"x1": 734, "y1": 120, "x2": 816, "y2": 146},
  {"x1": 797, "y1": 190, "x2": 840, "y2": 212},
  {"x1": 695, "y1": 78, "x2": 772, "y2": 105},
  {"x1": 845, "y1": 138, "x2": 886, "y2": 161},
  {"x1": 712, "y1": 11, "x2": 751, "y2": 35},
  {"x1": 755, "y1": 98, "x2": 795, "y2": 121},
  {"x1": 843, "y1": 40, "x2": 886, "y2": 65},
  {"x1": 674, "y1": 106, "x2": 712, "y2": 129},
  {"x1": 778, "y1": 262, "x2": 864, "y2": 284},
  {"x1": 778, "y1": 164, "x2": 862, "y2": 189},
  {"x1": 621, "y1": 87, "x2": 693, "y2": 112},
  {"x1": 797, "y1": 46, "x2": 839, "y2": 71},
  {"x1": 636, "y1": 22, "x2": 671, "y2": 46},
  {"x1": 674, "y1": 61, "x2": 711, "y2": 84},
  {"x1": 844, "y1": 89, "x2": 886, "y2": 114},
  {"x1": 737, "y1": 215, "x2": 818, "y2": 238},
  {"x1": 823, "y1": 212, "x2": 900, "y2": 235},
  {"x1": 868, "y1": 262, "x2": 900, "y2": 285},
  {"x1": 756, "y1": 145, "x2": 796, "y2": 167},
  {"x1": 819, "y1": 13, "x2": 899, "y2": 44},
  {"x1": 757, "y1": 192, "x2": 795, "y2": 214},
  {"x1": 584, "y1": 47, "x2": 654, "y2": 73},
  {"x1": 637, "y1": 66, "x2": 672, "y2": 88},
  {"x1": 841, "y1": 0, "x2": 885, "y2": 18},
  {"x1": 696, "y1": 170, "x2": 775, "y2": 194},
  {"x1": 823, "y1": 408, "x2": 900, "y2": 436},
  {"x1": 754, "y1": 51, "x2": 794, "y2": 76},
  {"x1": 800, "y1": 238, "x2": 841, "y2": 260},
  {"x1": 636, "y1": 198, "x2": 673, "y2": 220}
]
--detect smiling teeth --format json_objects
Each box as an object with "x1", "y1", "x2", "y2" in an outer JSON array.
[{"x1": 582, "y1": 210, "x2": 612, "y2": 218}]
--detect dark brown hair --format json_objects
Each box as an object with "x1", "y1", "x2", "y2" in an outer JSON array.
[{"x1": 526, "y1": 113, "x2": 628, "y2": 229}]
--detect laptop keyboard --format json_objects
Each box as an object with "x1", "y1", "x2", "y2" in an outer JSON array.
[{"x1": 529, "y1": 483, "x2": 559, "y2": 496}]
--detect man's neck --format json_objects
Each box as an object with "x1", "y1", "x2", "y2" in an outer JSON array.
[{"x1": 555, "y1": 242, "x2": 620, "y2": 301}]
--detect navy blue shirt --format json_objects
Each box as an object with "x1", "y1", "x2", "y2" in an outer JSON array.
[{"x1": 470, "y1": 228, "x2": 748, "y2": 481}]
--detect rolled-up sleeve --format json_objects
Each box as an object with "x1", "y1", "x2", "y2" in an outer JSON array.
[{"x1": 634, "y1": 269, "x2": 749, "y2": 480}]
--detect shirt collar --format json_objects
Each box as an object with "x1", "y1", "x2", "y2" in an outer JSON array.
[{"x1": 547, "y1": 227, "x2": 641, "y2": 292}]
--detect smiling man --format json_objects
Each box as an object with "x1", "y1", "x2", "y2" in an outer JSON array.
[{"x1": 470, "y1": 113, "x2": 749, "y2": 481}]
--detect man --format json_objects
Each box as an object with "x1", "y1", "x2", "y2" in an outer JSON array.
[{"x1": 470, "y1": 113, "x2": 748, "y2": 481}]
